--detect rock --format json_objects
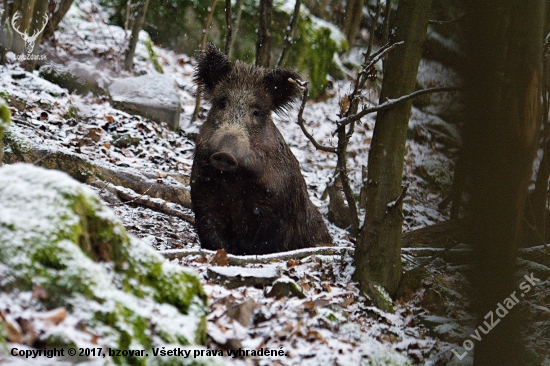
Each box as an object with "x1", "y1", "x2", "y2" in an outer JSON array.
[
  {"x1": 0, "y1": 164, "x2": 216, "y2": 365},
  {"x1": 39, "y1": 61, "x2": 112, "y2": 96},
  {"x1": 266, "y1": 277, "x2": 306, "y2": 299},
  {"x1": 113, "y1": 133, "x2": 141, "y2": 148},
  {"x1": 207, "y1": 265, "x2": 281, "y2": 288},
  {"x1": 0, "y1": 98, "x2": 10, "y2": 164},
  {"x1": 108, "y1": 73, "x2": 181, "y2": 131}
]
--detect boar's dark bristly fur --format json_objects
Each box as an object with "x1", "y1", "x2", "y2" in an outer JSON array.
[{"x1": 190, "y1": 45, "x2": 331, "y2": 255}]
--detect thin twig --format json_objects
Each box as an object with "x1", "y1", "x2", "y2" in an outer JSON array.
[{"x1": 292, "y1": 79, "x2": 337, "y2": 153}]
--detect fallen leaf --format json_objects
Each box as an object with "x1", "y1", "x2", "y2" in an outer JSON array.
[
  {"x1": 105, "y1": 115, "x2": 115, "y2": 123},
  {"x1": 210, "y1": 249, "x2": 229, "y2": 266},
  {"x1": 306, "y1": 330, "x2": 327, "y2": 343},
  {"x1": 339, "y1": 94, "x2": 351, "y2": 116},
  {"x1": 322, "y1": 283, "x2": 332, "y2": 292},
  {"x1": 287, "y1": 259, "x2": 300, "y2": 267},
  {"x1": 0, "y1": 313, "x2": 23, "y2": 344},
  {"x1": 157, "y1": 172, "x2": 168, "y2": 178},
  {"x1": 36, "y1": 307, "x2": 67, "y2": 327},
  {"x1": 225, "y1": 298, "x2": 256, "y2": 327},
  {"x1": 195, "y1": 256, "x2": 208, "y2": 263},
  {"x1": 121, "y1": 148, "x2": 133, "y2": 158},
  {"x1": 342, "y1": 296, "x2": 354, "y2": 307},
  {"x1": 32, "y1": 285, "x2": 48, "y2": 300}
]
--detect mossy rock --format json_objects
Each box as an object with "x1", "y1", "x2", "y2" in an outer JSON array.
[
  {"x1": 0, "y1": 91, "x2": 25, "y2": 111},
  {"x1": 0, "y1": 164, "x2": 219, "y2": 365}
]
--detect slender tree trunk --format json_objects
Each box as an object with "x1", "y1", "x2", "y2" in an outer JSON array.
[
  {"x1": 124, "y1": 0, "x2": 149, "y2": 71},
  {"x1": 0, "y1": 0, "x2": 13, "y2": 64},
  {"x1": 24, "y1": 0, "x2": 48, "y2": 71},
  {"x1": 41, "y1": 0, "x2": 74, "y2": 41},
  {"x1": 344, "y1": 0, "x2": 364, "y2": 47},
  {"x1": 224, "y1": 0, "x2": 232, "y2": 55},
  {"x1": 227, "y1": 0, "x2": 242, "y2": 59},
  {"x1": 353, "y1": 0, "x2": 433, "y2": 296},
  {"x1": 256, "y1": 0, "x2": 272, "y2": 67},
  {"x1": 462, "y1": 1, "x2": 545, "y2": 364},
  {"x1": 191, "y1": 0, "x2": 218, "y2": 123},
  {"x1": 11, "y1": 0, "x2": 36, "y2": 55},
  {"x1": 276, "y1": 0, "x2": 301, "y2": 68}
]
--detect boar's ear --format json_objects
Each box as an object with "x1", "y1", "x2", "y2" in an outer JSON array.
[
  {"x1": 195, "y1": 43, "x2": 232, "y2": 94},
  {"x1": 263, "y1": 69, "x2": 301, "y2": 113}
]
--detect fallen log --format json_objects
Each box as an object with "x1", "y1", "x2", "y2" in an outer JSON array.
[{"x1": 4, "y1": 145, "x2": 192, "y2": 209}]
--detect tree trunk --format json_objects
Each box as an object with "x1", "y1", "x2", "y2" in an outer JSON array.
[
  {"x1": 255, "y1": 0, "x2": 272, "y2": 67},
  {"x1": 353, "y1": 0, "x2": 433, "y2": 297},
  {"x1": 276, "y1": 0, "x2": 301, "y2": 68},
  {"x1": 461, "y1": 1, "x2": 544, "y2": 364},
  {"x1": 41, "y1": 0, "x2": 74, "y2": 42},
  {"x1": 191, "y1": 0, "x2": 218, "y2": 123},
  {"x1": 124, "y1": 0, "x2": 150, "y2": 71},
  {"x1": 227, "y1": 0, "x2": 242, "y2": 59},
  {"x1": 10, "y1": 0, "x2": 36, "y2": 55},
  {"x1": 224, "y1": 0, "x2": 232, "y2": 55},
  {"x1": 23, "y1": 0, "x2": 48, "y2": 71},
  {"x1": 344, "y1": 0, "x2": 364, "y2": 47}
]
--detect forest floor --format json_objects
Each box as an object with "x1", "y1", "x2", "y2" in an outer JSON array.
[{"x1": 1, "y1": 1, "x2": 549, "y2": 365}]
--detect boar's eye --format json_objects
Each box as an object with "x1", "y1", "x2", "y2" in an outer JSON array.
[
  {"x1": 217, "y1": 98, "x2": 227, "y2": 110},
  {"x1": 252, "y1": 109, "x2": 260, "y2": 117}
]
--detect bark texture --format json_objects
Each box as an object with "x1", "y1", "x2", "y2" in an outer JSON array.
[{"x1": 354, "y1": 0, "x2": 433, "y2": 296}]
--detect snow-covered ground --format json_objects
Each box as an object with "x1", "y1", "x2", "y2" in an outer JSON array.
[{"x1": 4, "y1": 1, "x2": 548, "y2": 365}]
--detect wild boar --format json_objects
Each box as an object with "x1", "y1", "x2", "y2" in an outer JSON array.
[{"x1": 191, "y1": 45, "x2": 331, "y2": 255}]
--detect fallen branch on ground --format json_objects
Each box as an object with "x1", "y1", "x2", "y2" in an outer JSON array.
[
  {"x1": 88, "y1": 178, "x2": 195, "y2": 224},
  {"x1": 4, "y1": 145, "x2": 192, "y2": 209}
]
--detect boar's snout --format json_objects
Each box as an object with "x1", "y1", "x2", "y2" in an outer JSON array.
[{"x1": 210, "y1": 151, "x2": 238, "y2": 172}]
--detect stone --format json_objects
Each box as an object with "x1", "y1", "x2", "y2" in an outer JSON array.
[
  {"x1": 39, "y1": 61, "x2": 112, "y2": 96},
  {"x1": 266, "y1": 277, "x2": 306, "y2": 299},
  {"x1": 207, "y1": 265, "x2": 281, "y2": 288},
  {"x1": 108, "y1": 73, "x2": 181, "y2": 131}
]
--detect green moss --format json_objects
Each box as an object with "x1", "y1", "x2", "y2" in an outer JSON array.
[
  {"x1": 145, "y1": 36, "x2": 164, "y2": 74},
  {"x1": 0, "y1": 165, "x2": 213, "y2": 365},
  {"x1": 64, "y1": 105, "x2": 79, "y2": 120}
]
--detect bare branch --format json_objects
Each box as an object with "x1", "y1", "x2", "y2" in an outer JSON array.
[
  {"x1": 340, "y1": 86, "x2": 460, "y2": 126},
  {"x1": 292, "y1": 79, "x2": 338, "y2": 153}
]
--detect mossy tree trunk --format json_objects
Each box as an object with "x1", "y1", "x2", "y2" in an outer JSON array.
[
  {"x1": 462, "y1": 1, "x2": 544, "y2": 364},
  {"x1": 353, "y1": 0, "x2": 433, "y2": 296},
  {"x1": 255, "y1": 0, "x2": 272, "y2": 67},
  {"x1": 124, "y1": 0, "x2": 150, "y2": 71}
]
